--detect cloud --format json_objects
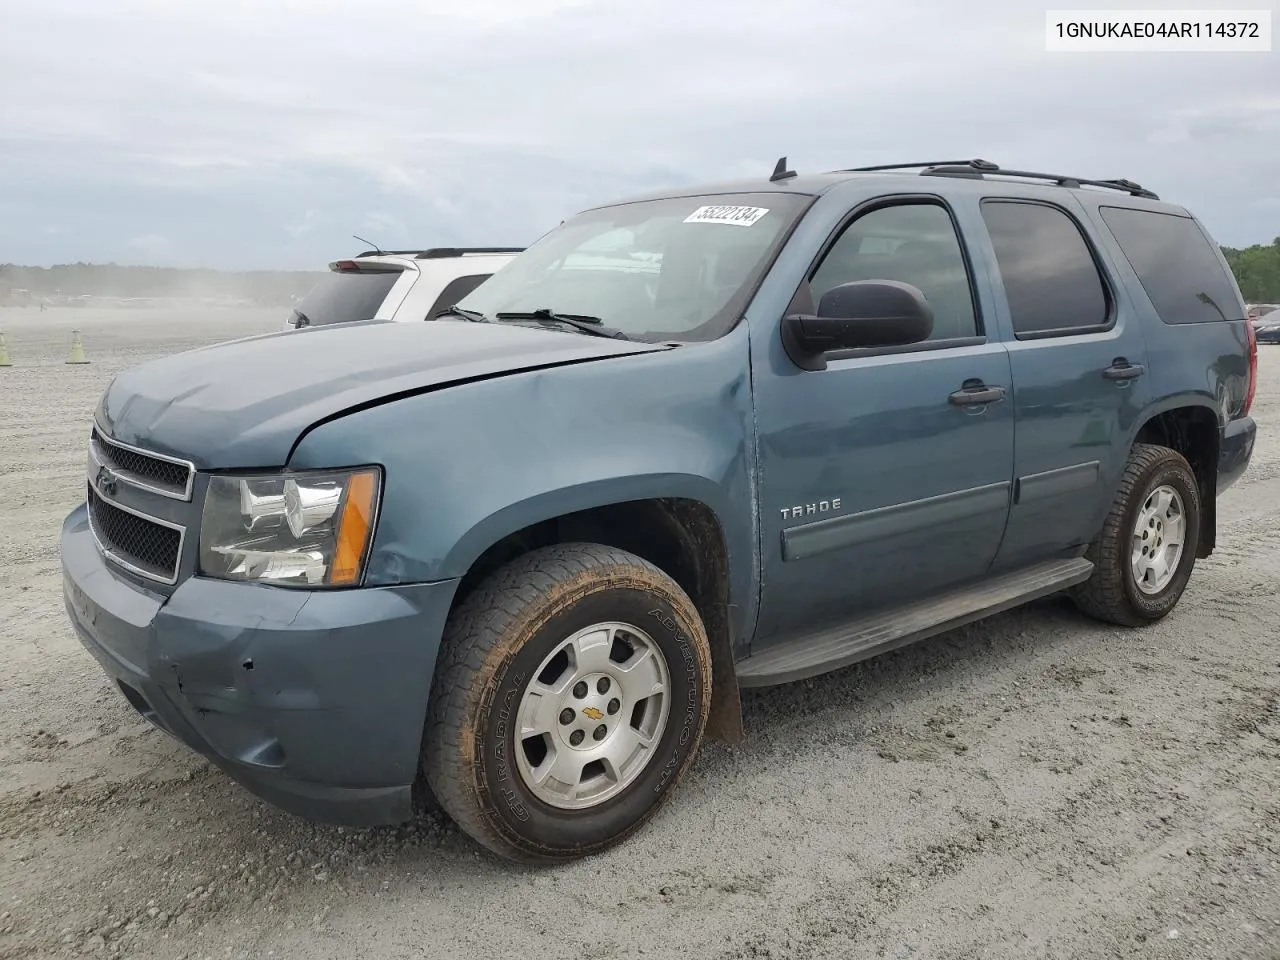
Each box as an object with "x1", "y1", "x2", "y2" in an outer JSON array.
[
  {"x1": 0, "y1": 0, "x2": 1276, "y2": 269},
  {"x1": 124, "y1": 233, "x2": 175, "y2": 261},
  {"x1": 285, "y1": 209, "x2": 320, "y2": 240}
]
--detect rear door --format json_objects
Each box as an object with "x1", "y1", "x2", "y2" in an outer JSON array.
[{"x1": 972, "y1": 194, "x2": 1153, "y2": 570}]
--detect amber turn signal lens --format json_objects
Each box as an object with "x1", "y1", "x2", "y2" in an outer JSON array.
[{"x1": 329, "y1": 469, "x2": 379, "y2": 585}]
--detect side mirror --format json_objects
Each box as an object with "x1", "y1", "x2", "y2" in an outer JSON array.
[{"x1": 781, "y1": 280, "x2": 934, "y2": 370}]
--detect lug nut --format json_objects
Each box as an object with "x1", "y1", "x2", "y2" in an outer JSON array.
[
  {"x1": 593, "y1": 725, "x2": 607, "y2": 741},
  {"x1": 569, "y1": 730, "x2": 585, "y2": 746},
  {"x1": 607, "y1": 698, "x2": 620, "y2": 715},
  {"x1": 572, "y1": 681, "x2": 588, "y2": 699},
  {"x1": 559, "y1": 708, "x2": 575, "y2": 725},
  {"x1": 597, "y1": 677, "x2": 610, "y2": 694}
]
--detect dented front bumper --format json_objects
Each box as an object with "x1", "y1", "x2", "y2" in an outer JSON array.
[{"x1": 60, "y1": 502, "x2": 459, "y2": 827}]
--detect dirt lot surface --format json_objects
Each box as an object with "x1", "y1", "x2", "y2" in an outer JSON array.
[{"x1": 1, "y1": 307, "x2": 1278, "y2": 960}]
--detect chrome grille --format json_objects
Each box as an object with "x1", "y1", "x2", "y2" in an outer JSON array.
[
  {"x1": 86, "y1": 483, "x2": 184, "y2": 584},
  {"x1": 90, "y1": 426, "x2": 194, "y2": 501}
]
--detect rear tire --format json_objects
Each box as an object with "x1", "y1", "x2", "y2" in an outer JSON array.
[
  {"x1": 422, "y1": 543, "x2": 712, "y2": 863},
  {"x1": 1071, "y1": 443, "x2": 1201, "y2": 627}
]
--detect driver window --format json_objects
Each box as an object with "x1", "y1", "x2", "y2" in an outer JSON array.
[{"x1": 810, "y1": 203, "x2": 979, "y2": 341}]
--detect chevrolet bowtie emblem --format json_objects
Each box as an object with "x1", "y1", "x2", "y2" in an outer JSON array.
[{"x1": 96, "y1": 465, "x2": 119, "y2": 497}]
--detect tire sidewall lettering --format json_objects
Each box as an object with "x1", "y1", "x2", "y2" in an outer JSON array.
[
  {"x1": 647, "y1": 608, "x2": 701, "y2": 754},
  {"x1": 490, "y1": 670, "x2": 530, "y2": 822}
]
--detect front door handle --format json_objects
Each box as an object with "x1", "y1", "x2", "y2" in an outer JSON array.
[
  {"x1": 949, "y1": 381, "x2": 1007, "y2": 406},
  {"x1": 1102, "y1": 358, "x2": 1145, "y2": 381}
]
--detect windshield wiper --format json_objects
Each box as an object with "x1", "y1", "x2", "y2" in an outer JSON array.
[
  {"x1": 435, "y1": 304, "x2": 490, "y2": 323},
  {"x1": 495, "y1": 308, "x2": 631, "y2": 340}
]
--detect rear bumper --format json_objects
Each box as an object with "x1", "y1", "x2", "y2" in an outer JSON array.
[
  {"x1": 61, "y1": 503, "x2": 459, "y2": 827},
  {"x1": 1218, "y1": 415, "x2": 1256, "y2": 494}
]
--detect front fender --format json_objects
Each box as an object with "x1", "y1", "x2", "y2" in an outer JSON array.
[
  {"x1": 286, "y1": 327, "x2": 759, "y2": 641},
  {"x1": 436, "y1": 471, "x2": 734, "y2": 580}
]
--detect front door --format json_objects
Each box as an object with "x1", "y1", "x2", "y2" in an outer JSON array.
[{"x1": 750, "y1": 197, "x2": 1016, "y2": 652}]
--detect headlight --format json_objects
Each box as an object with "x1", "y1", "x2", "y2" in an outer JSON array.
[{"x1": 199, "y1": 467, "x2": 381, "y2": 587}]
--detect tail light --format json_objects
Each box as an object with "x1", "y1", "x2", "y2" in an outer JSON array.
[{"x1": 1244, "y1": 319, "x2": 1258, "y2": 416}]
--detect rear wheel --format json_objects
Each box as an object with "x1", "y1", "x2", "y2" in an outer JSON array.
[
  {"x1": 1071, "y1": 443, "x2": 1201, "y2": 627},
  {"x1": 422, "y1": 543, "x2": 712, "y2": 863}
]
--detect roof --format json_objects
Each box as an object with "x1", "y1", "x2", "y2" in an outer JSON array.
[{"x1": 586, "y1": 159, "x2": 1183, "y2": 215}]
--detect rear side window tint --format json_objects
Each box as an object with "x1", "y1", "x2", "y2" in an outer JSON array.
[
  {"x1": 1099, "y1": 206, "x2": 1244, "y2": 324},
  {"x1": 291, "y1": 270, "x2": 401, "y2": 327},
  {"x1": 425, "y1": 274, "x2": 492, "y2": 320},
  {"x1": 980, "y1": 200, "x2": 1110, "y2": 337}
]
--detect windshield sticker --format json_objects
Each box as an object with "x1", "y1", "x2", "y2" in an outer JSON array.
[{"x1": 683, "y1": 205, "x2": 770, "y2": 227}]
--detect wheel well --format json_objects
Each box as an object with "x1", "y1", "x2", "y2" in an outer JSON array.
[
  {"x1": 1134, "y1": 406, "x2": 1219, "y2": 557},
  {"x1": 450, "y1": 498, "x2": 745, "y2": 743}
]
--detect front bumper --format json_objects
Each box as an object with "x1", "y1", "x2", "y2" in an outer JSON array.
[{"x1": 60, "y1": 503, "x2": 459, "y2": 827}]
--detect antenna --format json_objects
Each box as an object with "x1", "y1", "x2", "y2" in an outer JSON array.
[
  {"x1": 353, "y1": 234, "x2": 384, "y2": 255},
  {"x1": 769, "y1": 156, "x2": 797, "y2": 182}
]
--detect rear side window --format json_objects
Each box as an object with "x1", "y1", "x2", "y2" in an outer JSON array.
[
  {"x1": 981, "y1": 200, "x2": 1110, "y2": 336},
  {"x1": 1099, "y1": 206, "x2": 1244, "y2": 324},
  {"x1": 425, "y1": 274, "x2": 492, "y2": 320},
  {"x1": 290, "y1": 270, "x2": 401, "y2": 327}
]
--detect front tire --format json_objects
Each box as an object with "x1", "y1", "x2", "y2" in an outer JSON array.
[
  {"x1": 422, "y1": 543, "x2": 712, "y2": 863},
  {"x1": 1071, "y1": 443, "x2": 1201, "y2": 627}
]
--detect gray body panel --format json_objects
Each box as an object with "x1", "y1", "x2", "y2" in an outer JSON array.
[
  {"x1": 62, "y1": 504, "x2": 459, "y2": 824},
  {"x1": 288, "y1": 324, "x2": 762, "y2": 651},
  {"x1": 95, "y1": 319, "x2": 668, "y2": 468}
]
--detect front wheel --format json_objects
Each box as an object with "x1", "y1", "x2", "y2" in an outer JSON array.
[
  {"x1": 422, "y1": 543, "x2": 712, "y2": 863},
  {"x1": 1071, "y1": 442, "x2": 1202, "y2": 627}
]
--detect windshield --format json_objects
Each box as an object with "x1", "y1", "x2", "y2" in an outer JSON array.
[
  {"x1": 290, "y1": 268, "x2": 402, "y2": 327},
  {"x1": 454, "y1": 192, "x2": 812, "y2": 342}
]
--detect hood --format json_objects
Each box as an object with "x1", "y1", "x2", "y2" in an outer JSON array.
[{"x1": 95, "y1": 319, "x2": 669, "y2": 469}]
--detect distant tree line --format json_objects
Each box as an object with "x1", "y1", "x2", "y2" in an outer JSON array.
[
  {"x1": 1221, "y1": 238, "x2": 1280, "y2": 303},
  {"x1": 3, "y1": 239, "x2": 1279, "y2": 307},
  {"x1": 0, "y1": 262, "x2": 324, "y2": 306}
]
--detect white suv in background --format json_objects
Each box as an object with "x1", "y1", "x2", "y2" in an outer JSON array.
[{"x1": 282, "y1": 247, "x2": 523, "y2": 332}]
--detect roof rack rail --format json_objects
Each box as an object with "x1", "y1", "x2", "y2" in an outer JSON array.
[
  {"x1": 353, "y1": 247, "x2": 525, "y2": 259},
  {"x1": 845, "y1": 159, "x2": 1000, "y2": 173},
  {"x1": 922, "y1": 162, "x2": 1160, "y2": 199},
  {"x1": 842, "y1": 159, "x2": 1160, "y2": 200}
]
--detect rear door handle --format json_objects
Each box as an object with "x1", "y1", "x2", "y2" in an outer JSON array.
[
  {"x1": 949, "y1": 382, "x2": 1007, "y2": 406},
  {"x1": 1102, "y1": 359, "x2": 1145, "y2": 381}
]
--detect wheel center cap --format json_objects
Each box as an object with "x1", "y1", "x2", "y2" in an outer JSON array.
[{"x1": 559, "y1": 672, "x2": 619, "y2": 750}]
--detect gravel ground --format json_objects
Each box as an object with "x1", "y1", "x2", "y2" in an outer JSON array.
[{"x1": 1, "y1": 307, "x2": 1278, "y2": 960}]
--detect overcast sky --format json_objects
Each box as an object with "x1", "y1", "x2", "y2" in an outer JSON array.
[{"x1": 1, "y1": 0, "x2": 1276, "y2": 270}]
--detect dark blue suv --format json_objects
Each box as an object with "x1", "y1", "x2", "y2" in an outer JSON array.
[{"x1": 60, "y1": 159, "x2": 1258, "y2": 863}]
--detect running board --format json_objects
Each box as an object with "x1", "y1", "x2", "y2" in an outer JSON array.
[{"x1": 736, "y1": 557, "x2": 1095, "y2": 688}]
